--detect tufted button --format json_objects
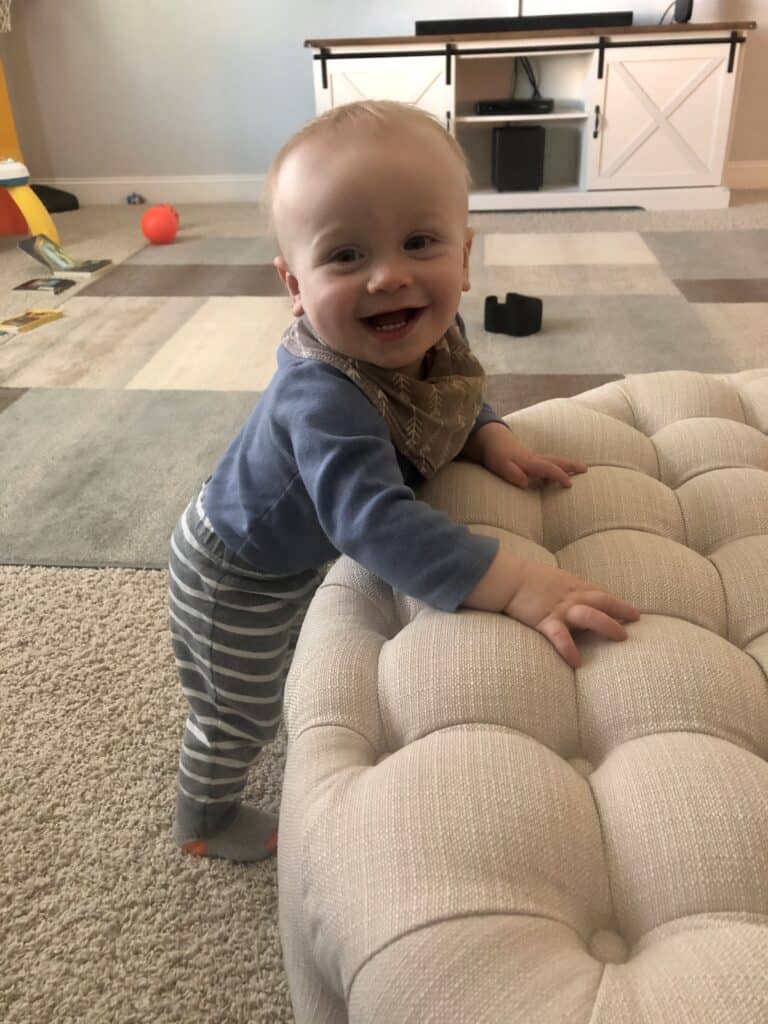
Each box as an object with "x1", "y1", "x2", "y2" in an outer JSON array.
[
  {"x1": 588, "y1": 929, "x2": 629, "y2": 965},
  {"x1": 568, "y1": 757, "x2": 594, "y2": 778}
]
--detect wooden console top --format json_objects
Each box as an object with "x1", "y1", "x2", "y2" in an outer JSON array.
[{"x1": 306, "y1": 22, "x2": 756, "y2": 49}]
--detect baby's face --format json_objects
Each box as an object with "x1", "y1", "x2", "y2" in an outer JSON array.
[{"x1": 272, "y1": 121, "x2": 473, "y2": 376}]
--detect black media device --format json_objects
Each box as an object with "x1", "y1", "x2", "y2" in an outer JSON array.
[
  {"x1": 493, "y1": 125, "x2": 545, "y2": 192},
  {"x1": 415, "y1": 12, "x2": 633, "y2": 35},
  {"x1": 674, "y1": 1, "x2": 694, "y2": 22},
  {"x1": 476, "y1": 98, "x2": 554, "y2": 115}
]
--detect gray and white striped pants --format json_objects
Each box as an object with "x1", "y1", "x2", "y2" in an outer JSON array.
[{"x1": 169, "y1": 486, "x2": 322, "y2": 833}]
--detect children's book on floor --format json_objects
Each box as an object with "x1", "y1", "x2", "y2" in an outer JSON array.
[
  {"x1": 14, "y1": 277, "x2": 76, "y2": 294},
  {"x1": 0, "y1": 309, "x2": 65, "y2": 333}
]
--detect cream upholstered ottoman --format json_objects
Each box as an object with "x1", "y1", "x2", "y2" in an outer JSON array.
[{"x1": 278, "y1": 369, "x2": 768, "y2": 1024}]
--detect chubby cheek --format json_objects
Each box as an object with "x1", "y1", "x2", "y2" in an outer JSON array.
[
  {"x1": 430, "y1": 265, "x2": 466, "y2": 317},
  {"x1": 313, "y1": 279, "x2": 361, "y2": 331}
]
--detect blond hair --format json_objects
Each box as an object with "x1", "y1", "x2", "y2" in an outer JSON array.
[{"x1": 262, "y1": 100, "x2": 472, "y2": 231}]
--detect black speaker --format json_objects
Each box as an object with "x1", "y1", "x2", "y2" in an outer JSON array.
[
  {"x1": 492, "y1": 125, "x2": 545, "y2": 192},
  {"x1": 674, "y1": 1, "x2": 693, "y2": 22}
]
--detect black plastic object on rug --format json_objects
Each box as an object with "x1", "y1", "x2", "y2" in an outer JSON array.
[{"x1": 485, "y1": 293, "x2": 543, "y2": 336}]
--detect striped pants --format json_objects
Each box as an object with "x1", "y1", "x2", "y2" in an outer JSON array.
[{"x1": 169, "y1": 486, "x2": 322, "y2": 836}]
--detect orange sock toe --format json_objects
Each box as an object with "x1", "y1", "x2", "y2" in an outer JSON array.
[{"x1": 182, "y1": 838, "x2": 209, "y2": 857}]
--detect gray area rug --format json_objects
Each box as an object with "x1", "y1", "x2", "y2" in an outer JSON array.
[
  {"x1": 1, "y1": 566, "x2": 293, "y2": 1024},
  {"x1": 0, "y1": 376, "x2": 619, "y2": 568},
  {"x1": 0, "y1": 389, "x2": 257, "y2": 568}
]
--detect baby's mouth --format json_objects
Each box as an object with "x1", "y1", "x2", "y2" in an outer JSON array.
[{"x1": 362, "y1": 307, "x2": 422, "y2": 333}]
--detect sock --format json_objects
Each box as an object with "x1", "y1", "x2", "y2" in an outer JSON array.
[{"x1": 173, "y1": 799, "x2": 278, "y2": 862}]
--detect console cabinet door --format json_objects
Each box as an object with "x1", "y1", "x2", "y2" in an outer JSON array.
[
  {"x1": 312, "y1": 55, "x2": 452, "y2": 129},
  {"x1": 586, "y1": 43, "x2": 737, "y2": 190}
]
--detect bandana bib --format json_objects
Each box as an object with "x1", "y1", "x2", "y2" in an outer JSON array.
[{"x1": 282, "y1": 316, "x2": 485, "y2": 479}]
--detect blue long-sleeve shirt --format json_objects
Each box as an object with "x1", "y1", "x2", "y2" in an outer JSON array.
[{"x1": 203, "y1": 342, "x2": 503, "y2": 612}]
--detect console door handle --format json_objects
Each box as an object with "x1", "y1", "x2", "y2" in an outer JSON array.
[{"x1": 593, "y1": 105, "x2": 601, "y2": 139}]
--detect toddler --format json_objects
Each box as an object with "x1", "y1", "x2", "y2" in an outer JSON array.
[{"x1": 169, "y1": 100, "x2": 639, "y2": 862}]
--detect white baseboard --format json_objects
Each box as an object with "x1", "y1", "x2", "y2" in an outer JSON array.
[
  {"x1": 31, "y1": 175, "x2": 267, "y2": 205},
  {"x1": 33, "y1": 165, "x2": 767, "y2": 206},
  {"x1": 725, "y1": 160, "x2": 768, "y2": 190}
]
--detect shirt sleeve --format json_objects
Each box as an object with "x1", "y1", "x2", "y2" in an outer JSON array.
[
  {"x1": 469, "y1": 400, "x2": 508, "y2": 437},
  {"x1": 284, "y1": 365, "x2": 499, "y2": 612}
]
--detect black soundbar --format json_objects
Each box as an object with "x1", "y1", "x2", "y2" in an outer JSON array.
[{"x1": 415, "y1": 12, "x2": 634, "y2": 36}]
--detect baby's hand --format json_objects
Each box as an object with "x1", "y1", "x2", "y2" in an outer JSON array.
[
  {"x1": 503, "y1": 560, "x2": 640, "y2": 668},
  {"x1": 478, "y1": 424, "x2": 587, "y2": 489}
]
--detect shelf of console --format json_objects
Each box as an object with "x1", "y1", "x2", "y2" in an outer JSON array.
[{"x1": 457, "y1": 111, "x2": 589, "y2": 124}]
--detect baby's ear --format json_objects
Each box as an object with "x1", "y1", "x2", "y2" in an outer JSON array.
[
  {"x1": 462, "y1": 228, "x2": 474, "y2": 293},
  {"x1": 273, "y1": 256, "x2": 304, "y2": 317}
]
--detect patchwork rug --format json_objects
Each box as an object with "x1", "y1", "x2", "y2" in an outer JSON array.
[
  {"x1": 2, "y1": 198, "x2": 768, "y2": 1024},
  {"x1": 0, "y1": 199, "x2": 767, "y2": 568}
]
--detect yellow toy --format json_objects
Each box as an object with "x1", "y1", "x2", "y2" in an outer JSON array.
[{"x1": 0, "y1": 58, "x2": 60, "y2": 243}]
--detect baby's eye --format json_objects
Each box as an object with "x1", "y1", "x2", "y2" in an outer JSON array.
[
  {"x1": 404, "y1": 234, "x2": 436, "y2": 252},
  {"x1": 330, "y1": 247, "x2": 363, "y2": 264}
]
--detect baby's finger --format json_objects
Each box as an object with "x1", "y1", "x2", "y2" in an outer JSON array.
[
  {"x1": 562, "y1": 458, "x2": 589, "y2": 476},
  {"x1": 541, "y1": 455, "x2": 589, "y2": 477},
  {"x1": 580, "y1": 590, "x2": 641, "y2": 623},
  {"x1": 537, "y1": 618, "x2": 581, "y2": 668},
  {"x1": 501, "y1": 460, "x2": 529, "y2": 488},
  {"x1": 565, "y1": 603, "x2": 629, "y2": 642},
  {"x1": 526, "y1": 458, "x2": 573, "y2": 489}
]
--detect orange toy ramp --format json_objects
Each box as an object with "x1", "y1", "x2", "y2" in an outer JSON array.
[
  {"x1": 1, "y1": 57, "x2": 49, "y2": 238},
  {"x1": 0, "y1": 189, "x2": 30, "y2": 235}
]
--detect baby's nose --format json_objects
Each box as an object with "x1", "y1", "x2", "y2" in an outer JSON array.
[{"x1": 367, "y1": 257, "x2": 412, "y2": 293}]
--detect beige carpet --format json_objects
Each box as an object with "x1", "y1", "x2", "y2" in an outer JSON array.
[{"x1": 1, "y1": 566, "x2": 294, "y2": 1024}]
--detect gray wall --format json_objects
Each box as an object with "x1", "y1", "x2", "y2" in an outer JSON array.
[{"x1": 0, "y1": 0, "x2": 764, "y2": 181}]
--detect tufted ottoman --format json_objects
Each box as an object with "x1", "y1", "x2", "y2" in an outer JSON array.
[{"x1": 278, "y1": 369, "x2": 768, "y2": 1023}]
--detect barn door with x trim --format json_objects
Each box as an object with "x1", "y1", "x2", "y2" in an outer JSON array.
[
  {"x1": 313, "y1": 55, "x2": 452, "y2": 131},
  {"x1": 587, "y1": 43, "x2": 737, "y2": 190}
]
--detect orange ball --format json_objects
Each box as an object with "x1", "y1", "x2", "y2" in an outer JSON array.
[{"x1": 141, "y1": 204, "x2": 179, "y2": 245}]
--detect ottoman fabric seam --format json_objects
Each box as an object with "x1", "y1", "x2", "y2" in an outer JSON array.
[
  {"x1": 290, "y1": 719, "x2": 380, "y2": 752},
  {"x1": 706, "y1": 553, "x2": 732, "y2": 645},
  {"x1": 670, "y1": 484, "x2": 690, "y2": 551},
  {"x1": 731, "y1": 385, "x2": 748, "y2": 425},
  {"x1": 317, "y1": 579, "x2": 401, "y2": 637},
  {"x1": 586, "y1": 964, "x2": 609, "y2": 1024},
  {"x1": 344, "y1": 908, "x2": 592, "y2": 1005},
  {"x1": 613, "y1": 383, "x2": 638, "y2": 431}
]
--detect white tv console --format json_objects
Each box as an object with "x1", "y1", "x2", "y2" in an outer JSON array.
[{"x1": 306, "y1": 20, "x2": 756, "y2": 211}]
